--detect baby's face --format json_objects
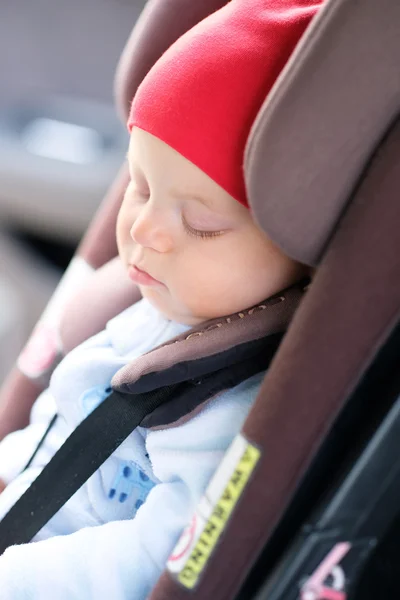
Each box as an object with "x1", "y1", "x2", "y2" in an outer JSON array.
[{"x1": 117, "y1": 127, "x2": 304, "y2": 325}]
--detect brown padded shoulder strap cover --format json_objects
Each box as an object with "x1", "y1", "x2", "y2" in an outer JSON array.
[{"x1": 112, "y1": 283, "x2": 304, "y2": 393}]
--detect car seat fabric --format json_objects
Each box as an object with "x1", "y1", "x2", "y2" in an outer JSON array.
[{"x1": 246, "y1": 0, "x2": 400, "y2": 265}]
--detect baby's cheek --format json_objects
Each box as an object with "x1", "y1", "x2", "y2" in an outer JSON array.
[
  {"x1": 185, "y1": 264, "x2": 241, "y2": 315},
  {"x1": 194, "y1": 250, "x2": 269, "y2": 313}
]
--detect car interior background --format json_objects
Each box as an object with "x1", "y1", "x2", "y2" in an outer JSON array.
[{"x1": 0, "y1": 0, "x2": 145, "y2": 383}]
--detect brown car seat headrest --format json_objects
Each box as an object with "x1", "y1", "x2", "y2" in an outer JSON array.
[{"x1": 246, "y1": 0, "x2": 400, "y2": 266}]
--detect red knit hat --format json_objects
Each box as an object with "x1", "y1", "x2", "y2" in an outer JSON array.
[{"x1": 128, "y1": 0, "x2": 323, "y2": 207}]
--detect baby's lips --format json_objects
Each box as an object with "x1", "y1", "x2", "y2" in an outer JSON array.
[{"x1": 18, "y1": 323, "x2": 60, "y2": 378}]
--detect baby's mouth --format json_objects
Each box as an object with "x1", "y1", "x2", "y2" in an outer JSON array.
[{"x1": 128, "y1": 264, "x2": 163, "y2": 287}]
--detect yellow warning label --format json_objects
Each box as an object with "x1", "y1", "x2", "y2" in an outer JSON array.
[{"x1": 177, "y1": 441, "x2": 260, "y2": 589}]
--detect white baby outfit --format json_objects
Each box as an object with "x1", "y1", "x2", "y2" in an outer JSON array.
[{"x1": 0, "y1": 298, "x2": 263, "y2": 599}]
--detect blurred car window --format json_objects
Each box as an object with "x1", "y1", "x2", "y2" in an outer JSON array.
[{"x1": 0, "y1": 0, "x2": 145, "y2": 380}]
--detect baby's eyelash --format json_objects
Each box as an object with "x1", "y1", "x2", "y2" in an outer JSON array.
[{"x1": 182, "y1": 216, "x2": 224, "y2": 240}]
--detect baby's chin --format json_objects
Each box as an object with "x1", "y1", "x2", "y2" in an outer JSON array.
[
  {"x1": 140, "y1": 283, "x2": 269, "y2": 326},
  {"x1": 139, "y1": 286, "x2": 200, "y2": 326}
]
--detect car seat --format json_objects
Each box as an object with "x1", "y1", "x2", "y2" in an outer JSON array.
[{"x1": 0, "y1": 0, "x2": 399, "y2": 598}]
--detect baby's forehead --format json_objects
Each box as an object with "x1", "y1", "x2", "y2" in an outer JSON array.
[{"x1": 128, "y1": 128, "x2": 250, "y2": 218}]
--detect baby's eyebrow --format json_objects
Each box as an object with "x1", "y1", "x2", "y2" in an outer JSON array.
[{"x1": 170, "y1": 189, "x2": 216, "y2": 211}]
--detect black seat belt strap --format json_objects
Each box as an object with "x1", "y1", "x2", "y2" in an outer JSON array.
[
  {"x1": 0, "y1": 345, "x2": 273, "y2": 554},
  {"x1": 0, "y1": 384, "x2": 178, "y2": 554}
]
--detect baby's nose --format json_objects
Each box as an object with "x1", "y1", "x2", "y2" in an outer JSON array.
[{"x1": 130, "y1": 206, "x2": 174, "y2": 253}]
